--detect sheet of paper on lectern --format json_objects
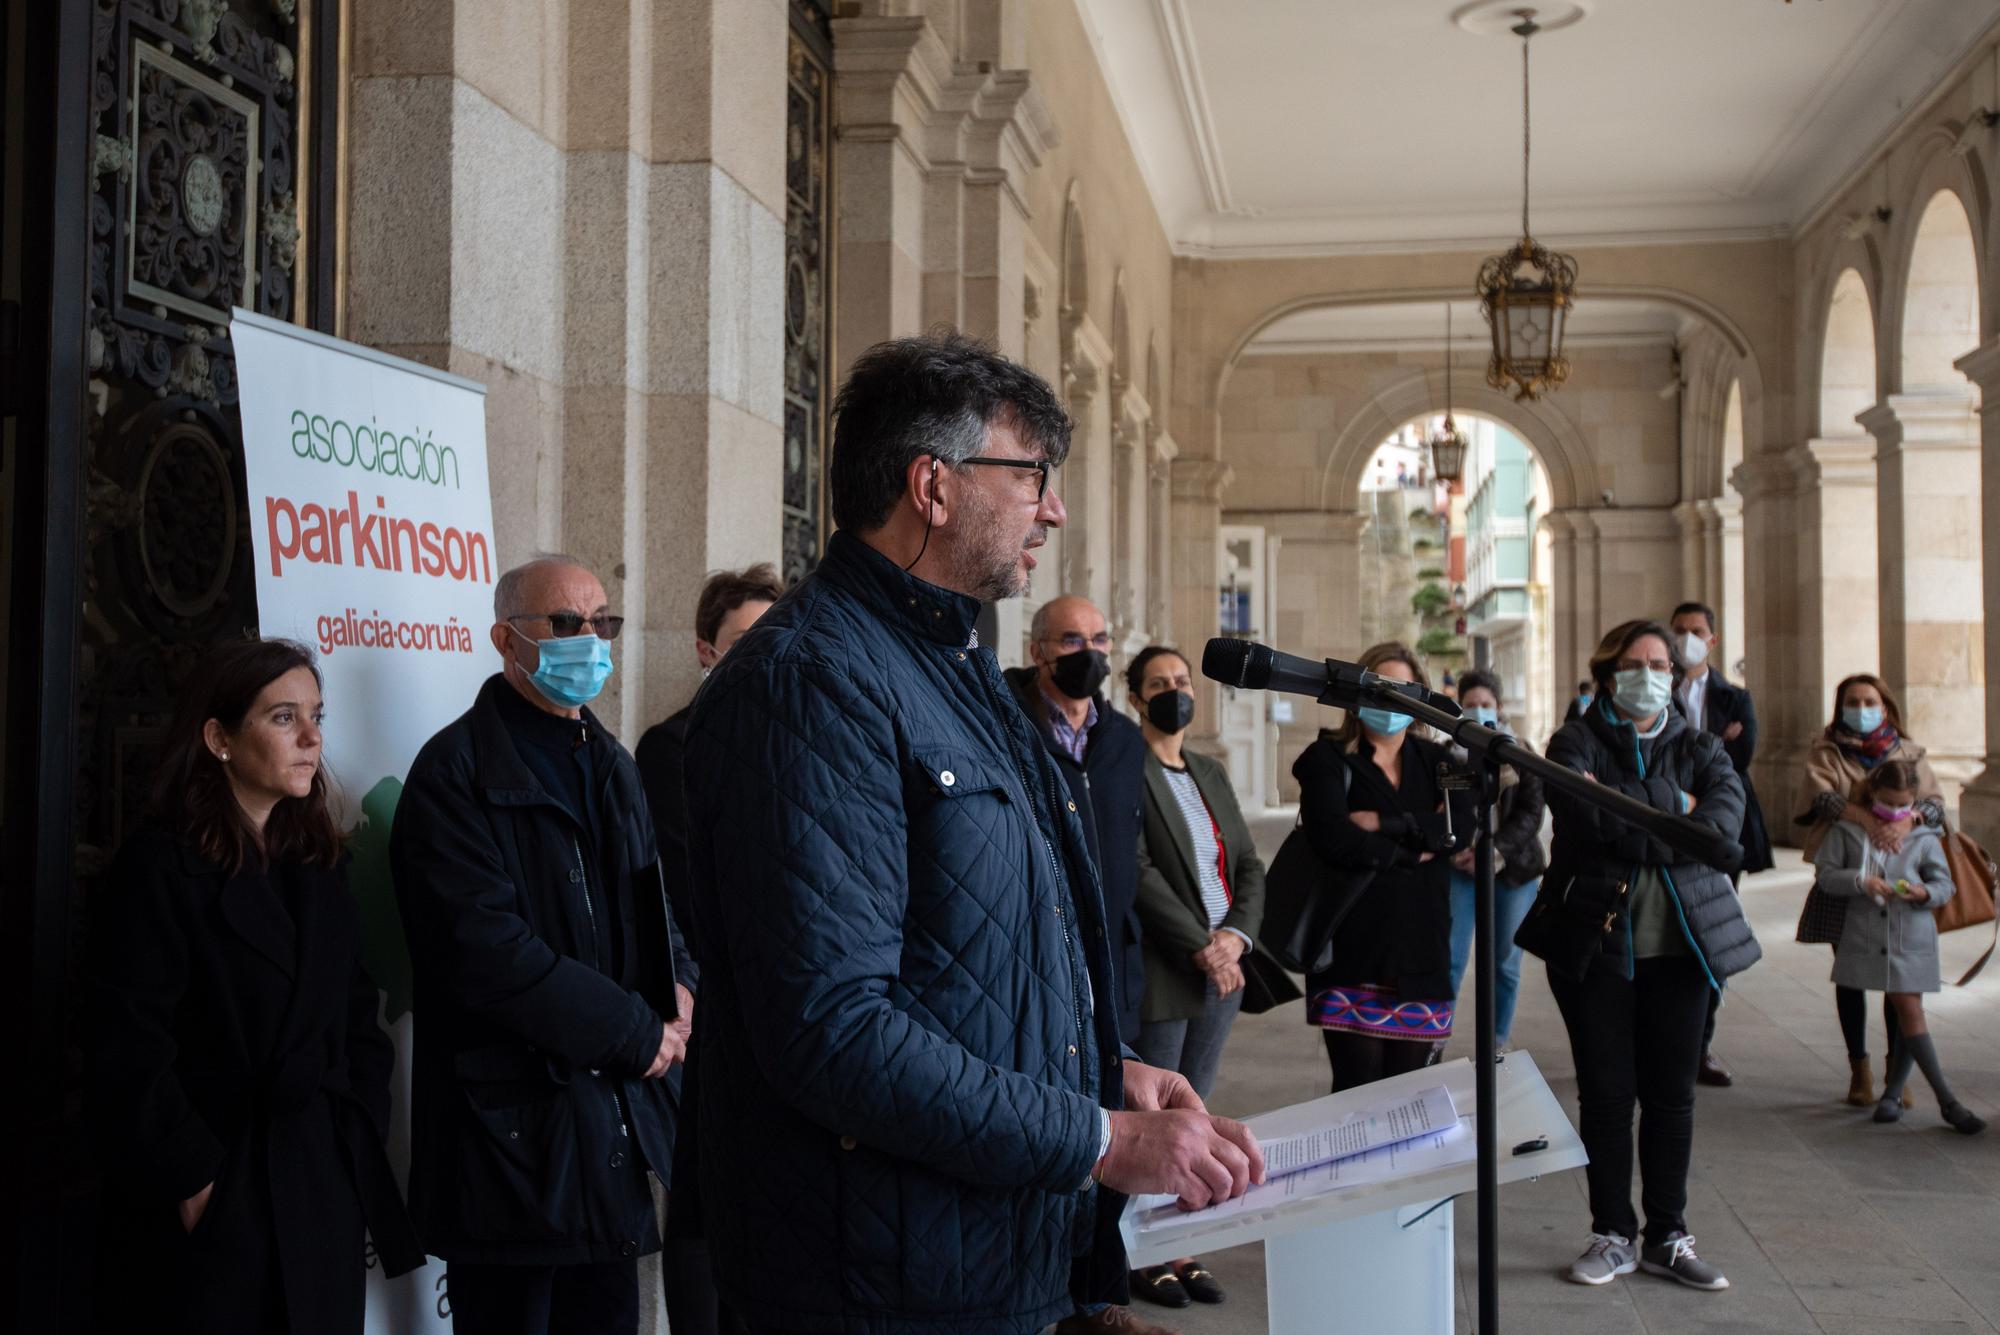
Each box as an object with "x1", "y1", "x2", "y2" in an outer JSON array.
[{"x1": 1129, "y1": 1084, "x2": 1474, "y2": 1237}]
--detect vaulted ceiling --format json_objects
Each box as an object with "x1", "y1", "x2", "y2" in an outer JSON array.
[{"x1": 1074, "y1": 0, "x2": 2000, "y2": 257}]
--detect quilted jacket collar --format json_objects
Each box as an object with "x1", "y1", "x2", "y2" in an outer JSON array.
[{"x1": 819, "y1": 529, "x2": 981, "y2": 647}]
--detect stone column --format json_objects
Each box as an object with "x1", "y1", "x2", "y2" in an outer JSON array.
[
  {"x1": 1713, "y1": 493, "x2": 1745, "y2": 668},
  {"x1": 830, "y1": 18, "x2": 936, "y2": 361},
  {"x1": 1858, "y1": 392, "x2": 1986, "y2": 803},
  {"x1": 1171, "y1": 458, "x2": 1233, "y2": 754},
  {"x1": 1146, "y1": 429, "x2": 1179, "y2": 641},
  {"x1": 1734, "y1": 450, "x2": 1807, "y2": 836},
  {"x1": 1954, "y1": 340, "x2": 2000, "y2": 844},
  {"x1": 1543, "y1": 509, "x2": 1601, "y2": 689}
]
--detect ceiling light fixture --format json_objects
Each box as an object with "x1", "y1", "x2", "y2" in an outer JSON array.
[
  {"x1": 1477, "y1": 8, "x2": 1577, "y2": 403},
  {"x1": 1428, "y1": 304, "x2": 1469, "y2": 485}
]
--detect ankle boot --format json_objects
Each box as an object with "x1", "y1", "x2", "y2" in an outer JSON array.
[{"x1": 1846, "y1": 1057, "x2": 1874, "y2": 1107}]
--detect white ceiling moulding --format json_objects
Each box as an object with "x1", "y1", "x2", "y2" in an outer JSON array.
[{"x1": 1074, "y1": 0, "x2": 2000, "y2": 260}]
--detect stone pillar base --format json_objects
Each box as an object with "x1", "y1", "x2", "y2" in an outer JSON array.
[{"x1": 1957, "y1": 763, "x2": 2000, "y2": 849}]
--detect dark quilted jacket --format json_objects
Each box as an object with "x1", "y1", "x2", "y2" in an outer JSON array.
[
  {"x1": 1542, "y1": 702, "x2": 1762, "y2": 982},
  {"x1": 682, "y1": 531, "x2": 1130, "y2": 1335}
]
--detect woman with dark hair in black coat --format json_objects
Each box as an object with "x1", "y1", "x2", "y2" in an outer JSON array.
[
  {"x1": 1527, "y1": 619, "x2": 1757, "y2": 1296},
  {"x1": 87, "y1": 638, "x2": 422, "y2": 1335},
  {"x1": 1294, "y1": 641, "x2": 1471, "y2": 1093}
]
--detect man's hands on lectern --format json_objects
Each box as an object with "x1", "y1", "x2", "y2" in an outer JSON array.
[{"x1": 1096, "y1": 1107, "x2": 1266, "y2": 1211}]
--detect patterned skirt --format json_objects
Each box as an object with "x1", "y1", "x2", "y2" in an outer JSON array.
[{"x1": 1308, "y1": 982, "x2": 1453, "y2": 1042}]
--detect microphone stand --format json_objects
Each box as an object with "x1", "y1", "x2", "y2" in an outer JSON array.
[{"x1": 1312, "y1": 668, "x2": 1741, "y2": 1335}]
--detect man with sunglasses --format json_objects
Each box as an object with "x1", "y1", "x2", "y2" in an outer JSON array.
[
  {"x1": 393, "y1": 554, "x2": 696, "y2": 1335},
  {"x1": 683, "y1": 333, "x2": 1263, "y2": 1335}
]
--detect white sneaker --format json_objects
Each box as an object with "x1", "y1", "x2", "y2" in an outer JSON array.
[{"x1": 1565, "y1": 1232, "x2": 1637, "y2": 1286}]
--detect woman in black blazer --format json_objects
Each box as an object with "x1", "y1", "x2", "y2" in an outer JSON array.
[
  {"x1": 88, "y1": 638, "x2": 422, "y2": 1334},
  {"x1": 1293, "y1": 642, "x2": 1470, "y2": 1092}
]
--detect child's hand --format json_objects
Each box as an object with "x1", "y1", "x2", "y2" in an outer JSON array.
[
  {"x1": 1863, "y1": 875, "x2": 1893, "y2": 899},
  {"x1": 1896, "y1": 879, "x2": 1932, "y2": 905}
]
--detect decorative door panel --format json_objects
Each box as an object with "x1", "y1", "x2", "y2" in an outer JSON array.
[
  {"x1": 80, "y1": 0, "x2": 321, "y2": 869},
  {"x1": 782, "y1": 0, "x2": 831, "y2": 584}
]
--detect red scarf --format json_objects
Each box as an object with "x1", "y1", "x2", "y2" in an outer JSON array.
[{"x1": 1830, "y1": 720, "x2": 1900, "y2": 769}]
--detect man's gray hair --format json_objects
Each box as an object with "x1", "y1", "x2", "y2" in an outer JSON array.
[{"x1": 494, "y1": 553, "x2": 590, "y2": 621}]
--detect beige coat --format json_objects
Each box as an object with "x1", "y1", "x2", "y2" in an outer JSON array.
[{"x1": 1796, "y1": 734, "x2": 1941, "y2": 860}]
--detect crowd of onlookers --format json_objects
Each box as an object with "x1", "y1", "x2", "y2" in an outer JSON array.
[{"x1": 83, "y1": 333, "x2": 1986, "y2": 1335}]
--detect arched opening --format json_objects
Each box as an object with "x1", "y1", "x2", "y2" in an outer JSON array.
[
  {"x1": 1901, "y1": 190, "x2": 1980, "y2": 390},
  {"x1": 1359, "y1": 416, "x2": 1556, "y2": 740},
  {"x1": 1809, "y1": 268, "x2": 1883, "y2": 721},
  {"x1": 1821, "y1": 267, "x2": 1877, "y2": 434},
  {"x1": 1884, "y1": 188, "x2": 1985, "y2": 797}
]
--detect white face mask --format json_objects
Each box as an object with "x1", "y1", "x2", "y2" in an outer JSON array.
[
  {"x1": 1613, "y1": 667, "x2": 1674, "y2": 719},
  {"x1": 1678, "y1": 631, "x2": 1710, "y2": 667}
]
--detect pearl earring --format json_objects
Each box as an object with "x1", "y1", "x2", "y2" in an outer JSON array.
[{"x1": 220, "y1": 750, "x2": 231, "y2": 762}]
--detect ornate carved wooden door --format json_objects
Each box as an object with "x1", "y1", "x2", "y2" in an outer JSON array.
[
  {"x1": 79, "y1": 0, "x2": 333, "y2": 869},
  {"x1": 783, "y1": 0, "x2": 833, "y2": 583}
]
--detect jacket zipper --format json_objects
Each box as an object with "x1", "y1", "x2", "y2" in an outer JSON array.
[
  {"x1": 1622, "y1": 722, "x2": 1721, "y2": 991},
  {"x1": 572, "y1": 836, "x2": 630, "y2": 1138},
  {"x1": 975, "y1": 664, "x2": 1091, "y2": 1083}
]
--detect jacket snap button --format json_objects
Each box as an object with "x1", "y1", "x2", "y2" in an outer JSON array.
[
  {"x1": 957, "y1": 652, "x2": 967, "y2": 661},
  {"x1": 839, "y1": 1135, "x2": 857, "y2": 1150},
  {"x1": 941, "y1": 771, "x2": 956, "y2": 787},
  {"x1": 1068, "y1": 1045, "x2": 1078, "y2": 1056},
  {"x1": 1054, "y1": 904, "x2": 1063, "y2": 916},
  {"x1": 1066, "y1": 801, "x2": 1077, "y2": 813},
  {"x1": 621, "y1": 1241, "x2": 637, "y2": 1258},
  {"x1": 610, "y1": 1151, "x2": 625, "y2": 1169},
  {"x1": 508, "y1": 1130, "x2": 520, "y2": 1140},
  {"x1": 568, "y1": 869, "x2": 581, "y2": 883}
]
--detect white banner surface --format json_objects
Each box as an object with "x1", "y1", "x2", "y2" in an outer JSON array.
[{"x1": 233, "y1": 307, "x2": 492, "y2": 1332}]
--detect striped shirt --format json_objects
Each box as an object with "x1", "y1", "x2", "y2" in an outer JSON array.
[{"x1": 1161, "y1": 764, "x2": 1232, "y2": 928}]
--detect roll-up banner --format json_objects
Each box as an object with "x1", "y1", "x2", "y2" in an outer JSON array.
[{"x1": 233, "y1": 307, "x2": 489, "y2": 1332}]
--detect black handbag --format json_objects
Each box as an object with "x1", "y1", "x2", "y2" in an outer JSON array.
[
  {"x1": 1238, "y1": 944, "x2": 1304, "y2": 1015},
  {"x1": 1259, "y1": 760, "x2": 1377, "y2": 975},
  {"x1": 1514, "y1": 871, "x2": 1630, "y2": 981}
]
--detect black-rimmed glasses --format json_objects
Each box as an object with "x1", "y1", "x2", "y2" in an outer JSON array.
[
  {"x1": 507, "y1": 612, "x2": 625, "y2": 640},
  {"x1": 959, "y1": 455, "x2": 1051, "y2": 499}
]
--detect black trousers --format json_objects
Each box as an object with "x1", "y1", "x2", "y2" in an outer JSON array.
[
  {"x1": 1321, "y1": 1029, "x2": 1434, "y2": 1094},
  {"x1": 1547, "y1": 956, "x2": 1711, "y2": 1246},
  {"x1": 447, "y1": 1259, "x2": 640, "y2": 1335}
]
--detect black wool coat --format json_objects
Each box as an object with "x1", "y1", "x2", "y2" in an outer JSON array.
[
  {"x1": 1005, "y1": 666, "x2": 1150, "y2": 1043},
  {"x1": 87, "y1": 831, "x2": 421, "y2": 1335},
  {"x1": 392, "y1": 675, "x2": 694, "y2": 1266},
  {"x1": 1676, "y1": 670, "x2": 1775, "y2": 873}
]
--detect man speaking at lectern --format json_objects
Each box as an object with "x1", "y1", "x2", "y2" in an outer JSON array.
[{"x1": 683, "y1": 333, "x2": 1263, "y2": 1334}]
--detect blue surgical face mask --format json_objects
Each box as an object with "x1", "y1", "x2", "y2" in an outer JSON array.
[
  {"x1": 1576, "y1": 693, "x2": 1594, "y2": 710},
  {"x1": 516, "y1": 630, "x2": 614, "y2": 708},
  {"x1": 1612, "y1": 667, "x2": 1673, "y2": 719},
  {"x1": 1357, "y1": 706, "x2": 1413, "y2": 736},
  {"x1": 1469, "y1": 705, "x2": 1500, "y2": 727},
  {"x1": 1844, "y1": 705, "x2": 1885, "y2": 734}
]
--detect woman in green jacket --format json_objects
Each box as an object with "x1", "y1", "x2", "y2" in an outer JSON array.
[{"x1": 1126, "y1": 645, "x2": 1267, "y2": 1309}]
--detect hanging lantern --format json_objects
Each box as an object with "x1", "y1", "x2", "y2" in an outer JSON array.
[
  {"x1": 1427, "y1": 303, "x2": 1469, "y2": 484},
  {"x1": 1477, "y1": 10, "x2": 1577, "y2": 402}
]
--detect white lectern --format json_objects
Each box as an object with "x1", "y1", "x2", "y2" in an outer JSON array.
[{"x1": 1120, "y1": 1052, "x2": 1585, "y2": 1335}]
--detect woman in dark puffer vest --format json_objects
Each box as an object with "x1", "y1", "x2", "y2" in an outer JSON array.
[{"x1": 1528, "y1": 619, "x2": 1759, "y2": 1295}]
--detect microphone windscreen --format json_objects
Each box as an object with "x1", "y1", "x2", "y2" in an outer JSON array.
[{"x1": 1202, "y1": 637, "x2": 1268, "y2": 689}]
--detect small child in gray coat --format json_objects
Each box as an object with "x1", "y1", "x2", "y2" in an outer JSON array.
[{"x1": 1814, "y1": 759, "x2": 1984, "y2": 1134}]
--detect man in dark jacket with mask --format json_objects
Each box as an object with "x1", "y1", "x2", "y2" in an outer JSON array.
[
  {"x1": 393, "y1": 555, "x2": 696, "y2": 1335},
  {"x1": 682, "y1": 333, "x2": 1263, "y2": 1335},
  {"x1": 1007, "y1": 595, "x2": 1149, "y2": 1046}
]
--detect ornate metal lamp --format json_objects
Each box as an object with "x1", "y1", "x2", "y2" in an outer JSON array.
[
  {"x1": 1427, "y1": 303, "x2": 1469, "y2": 484},
  {"x1": 1477, "y1": 9, "x2": 1577, "y2": 402}
]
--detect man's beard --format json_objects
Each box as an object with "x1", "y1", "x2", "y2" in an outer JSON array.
[{"x1": 943, "y1": 487, "x2": 1035, "y2": 603}]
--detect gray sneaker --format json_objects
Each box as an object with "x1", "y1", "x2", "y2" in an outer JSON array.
[
  {"x1": 1640, "y1": 1232, "x2": 1729, "y2": 1291},
  {"x1": 1564, "y1": 1232, "x2": 1637, "y2": 1286}
]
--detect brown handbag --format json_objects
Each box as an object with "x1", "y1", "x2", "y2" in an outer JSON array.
[{"x1": 1937, "y1": 826, "x2": 1998, "y2": 984}]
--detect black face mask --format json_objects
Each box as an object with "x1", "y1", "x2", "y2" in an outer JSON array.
[
  {"x1": 1146, "y1": 689, "x2": 1196, "y2": 735},
  {"x1": 1049, "y1": 649, "x2": 1110, "y2": 701}
]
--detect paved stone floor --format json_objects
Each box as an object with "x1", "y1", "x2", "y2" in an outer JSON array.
[{"x1": 1143, "y1": 815, "x2": 2000, "y2": 1335}]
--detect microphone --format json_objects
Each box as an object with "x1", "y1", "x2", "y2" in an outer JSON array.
[{"x1": 1201, "y1": 638, "x2": 1462, "y2": 716}]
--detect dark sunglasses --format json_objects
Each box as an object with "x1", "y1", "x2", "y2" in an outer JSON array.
[
  {"x1": 507, "y1": 612, "x2": 625, "y2": 640},
  {"x1": 958, "y1": 455, "x2": 1051, "y2": 499}
]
